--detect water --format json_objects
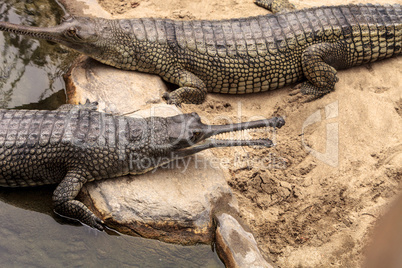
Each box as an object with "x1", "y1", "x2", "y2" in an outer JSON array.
[
  {"x1": 0, "y1": 1, "x2": 224, "y2": 266},
  {"x1": 0, "y1": 0, "x2": 72, "y2": 109},
  {"x1": 0, "y1": 189, "x2": 222, "y2": 267}
]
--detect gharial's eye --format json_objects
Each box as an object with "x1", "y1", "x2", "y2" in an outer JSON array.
[
  {"x1": 191, "y1": 132, "x2": 201, "y2": 142},
  {"x1": 66, "y1": 28, "x2": 77, "y2": 37}
]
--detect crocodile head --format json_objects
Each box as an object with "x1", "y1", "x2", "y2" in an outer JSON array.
[
  {"x1": 0, "y1": 15, "x2": 103, "y2": 56},
  {"x1": 129, "y1": 113, "x2": 285, "y2": 173}
]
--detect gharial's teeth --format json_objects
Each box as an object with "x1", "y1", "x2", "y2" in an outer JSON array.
[
  {"x1": 212, "y1": 126, "x2": 273, "y2": 141},
  {"x1": 248, "y1": 126, "x2": 271, "y2": 133}
]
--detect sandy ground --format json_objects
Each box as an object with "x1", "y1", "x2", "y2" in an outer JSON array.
[{"x1": 98, "y1": 0, "x2": 402, "y2": 267}]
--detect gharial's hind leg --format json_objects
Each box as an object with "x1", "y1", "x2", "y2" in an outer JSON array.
[
  {"x1": 53, "y1": 169, "x2": 104, "y2": 230},
  {"x1": 162, "y1": 68, "x2": 207, "y2": 107},
  {"x1": 255, "y1": 0, "x2": 296, "y2": 13},
  {"x1": 290, "y1": 41, "x2": 352, "y2": 102}
]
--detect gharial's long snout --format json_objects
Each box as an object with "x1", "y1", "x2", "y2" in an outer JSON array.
[
  {"x1": 172, "y1": 115, "x2": 285, "y2": 157},
  {"x1": 0, "y1": 20, "x2": 67, "y2": 42}
]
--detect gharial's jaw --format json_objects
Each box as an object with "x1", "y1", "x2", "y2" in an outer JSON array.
[{"x1": 171, "y1": 115, "x2": 286, "y2": 158}]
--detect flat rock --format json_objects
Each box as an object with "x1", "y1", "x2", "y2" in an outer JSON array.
[
  {"x1": 81, "y1": 153, "x2": 236, "y2": 244},
  {"x1": 64, "y1": 56, "x2": 167, "y2": 114}
]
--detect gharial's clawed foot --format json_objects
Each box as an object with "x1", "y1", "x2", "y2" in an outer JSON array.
[
  {"x1": 90, "y1": 216, "x2": 105, "y2": 231},
  {"x1": 289, "y1": 83, "x2": 302, "y2": 96},
  {"x1": 57, "y1": 99, "x2": 99, "y2": 111},
  {"x1": 53, "y1": 206, "x2": 105, "y2": 231},
  {"x1": 81, "y1": 99, "x2": 99, "y2": 111},
  {"x1": 288, "y1": 83, "x2": 325, "y2": 103},
  {"x1": 162, "y1": 92, "x2": 182, "y2": 107},
  {"x1": 288, "y1": 84, "x2": 307, "y2": 103}
]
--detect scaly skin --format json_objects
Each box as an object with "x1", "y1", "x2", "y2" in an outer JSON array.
[
  {"x1": 0, "y1": 1, "x2": 400, "y2": 105},
  {"x1": 0, "y1": 101, "x2": 285, "y2": 230}
]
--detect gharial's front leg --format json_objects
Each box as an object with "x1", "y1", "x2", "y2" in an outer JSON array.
[
  {"x1": 162, "y1": 68, "x2": 207, "y2": 106},
  {"x1": 53, "y1": 169, "x2": 104, "y2": 230}
]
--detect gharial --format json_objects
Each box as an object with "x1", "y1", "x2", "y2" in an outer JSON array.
[
  {"x1": 0, "y1": 0, "x2": 400, "y2": 106},
  {"x1": 0, "y1": 101, "x2": 285, "y2": 230}
]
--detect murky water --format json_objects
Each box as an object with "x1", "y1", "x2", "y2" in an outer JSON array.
[
  {"x1": 0, "y1": 1, "x2": 223, "y2": 266},
  {"x1": 0, "y1": 0, "x2": 72, "y2": 109}
]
